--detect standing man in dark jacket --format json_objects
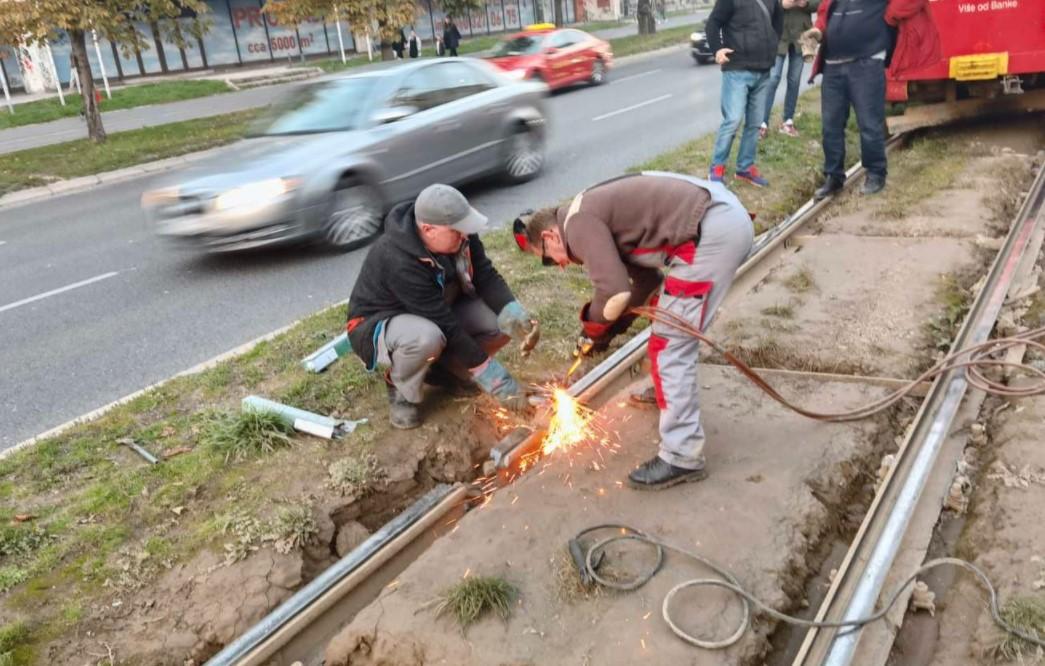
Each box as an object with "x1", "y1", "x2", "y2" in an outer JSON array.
[
  {"x1": 808, "y1": 0, "x2": 893, "y2": 199},
  {"x1": 347, "y1": 184, "x2": 535, "y2": 429},
  {"x1": 705, "y1": 0, "x2": 783, "y2": 188},
  {"x1": 760, "y1": 0, "x2": 819, "y2": 138},
  {"x1": 443, "y1": 18, "x2": 462, "y2": 57}
]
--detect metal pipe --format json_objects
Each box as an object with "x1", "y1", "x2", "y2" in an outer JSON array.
[
  {"x1": 207, "y1": 483, "x2": 462, "y2": 666},
  {"x1": 242, "y1": 395, "x2": 365, "y2": 439},
  {"x1": 118, "y1": 438, "x2": 160, "y2": 465},
  {"x1": 302, "y1": 332, "x2": 351, "y2": 373},
  {"x1": 0, "y1": 61, "x2": 12, "y2": 114},
  {"x1": 821, "y1": 163, "x2": 1045, "y2": 666}
]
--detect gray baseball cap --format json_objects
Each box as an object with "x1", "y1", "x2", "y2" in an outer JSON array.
[{"x1": 415, "y1": 184, "x2": 488, "y2": 235}]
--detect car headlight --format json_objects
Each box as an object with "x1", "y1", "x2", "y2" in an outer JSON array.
[
  {"x1": 505, "y1": 69, "x2": 528, "y2": 80},
  {"x1": 214, "y1": 178, "x2": 300, "y2": 212},
  {"x1": 690, "y1": 32, "x2": 706, "y2": 42}
]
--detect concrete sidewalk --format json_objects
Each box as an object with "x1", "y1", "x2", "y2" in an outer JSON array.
[{"x1": 0, "y1": 13, "x2": 705, "y2": 155}]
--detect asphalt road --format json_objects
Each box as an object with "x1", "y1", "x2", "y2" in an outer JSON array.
[
  {"x1": 0, "y1": 13, "x2": 707, "y2": 155},
  {"x1": 0, "y1": 48, "x2": 809, "y2": 449}
]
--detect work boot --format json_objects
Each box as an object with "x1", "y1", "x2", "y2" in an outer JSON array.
[
  {"x1": 628, "y1": 384, "x2": 659, "y2": 408},
  {"x1": 424, "y1": 364, "x2": 481, "y2": 397},
  {"x1": 387, "y1": 384, "x2": 422, "y2": 430},
  {"x1": 627, "y1": 455, "x2": 708, "y2": 490},
  {"x1": 861, "y1": 173, "x2": 886, "y2": 196},
  {"x1": 814, "y1": 176, "x2": 844, "y2": 201}
]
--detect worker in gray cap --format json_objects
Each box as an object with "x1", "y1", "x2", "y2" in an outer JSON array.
[{"x1": 347, "y1": 184, "x2": 537, "y2": 429}]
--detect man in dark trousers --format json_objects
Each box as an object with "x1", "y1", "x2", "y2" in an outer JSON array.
[
  {"x1": 347, "y1": 184, "x2": 535, "y2": 429},
  {"x1": 513, "y1": 172, "x2": 754, "y2": 490},
  {"x1": 705, "y1": 0, "x2": 783, "y2": 187},
  {"x1": 443, "y1": 18, "x2": 462, "y2": 57},
  {"x1": 808, "y1": 0, "x2": 892, "y2": 199}
]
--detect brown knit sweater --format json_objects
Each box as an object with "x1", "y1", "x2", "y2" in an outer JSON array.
[{"x1": 556, "y1": 174, "x2": 711, "y2": 323}]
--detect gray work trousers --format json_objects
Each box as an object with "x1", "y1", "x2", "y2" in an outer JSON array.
[
  {"x1": 649, "y1": 191, "x2": 754, "y2": 470},
  {"x1": 376, "y1": 297, "x2": 507, "y2": 404}
]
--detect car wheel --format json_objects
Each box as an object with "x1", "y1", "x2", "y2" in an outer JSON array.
[
  {"x1": 323, "y1": 179, "x2": 382, "y2": 251},
  {"x1": 590, "y1": 59, "x2": 606, "y2": 85},
  {"x1": 501, "y1": 124, "x2": 545, "y2": 184}
]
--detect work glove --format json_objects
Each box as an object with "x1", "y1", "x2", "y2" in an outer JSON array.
[
  {"x1": 799, "y1": 28, "x2": 821, "y2": 62},
  {"x1": 497, "y1": 300, "x2": 535, "y2": 339},
  {"x1": 470, "y1": 358, "x2": 528, "y2": 412},
  {"x1": 579, "y1": 302, "x2": 615, "y2": 355}
]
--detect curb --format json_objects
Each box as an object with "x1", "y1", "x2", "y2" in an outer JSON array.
[
  {"x1": 0, "y1": 145, "x2": 228, "y2": 211},
  {"x1": 0, "y1": 299, "x2": 350, "y2": 460}
]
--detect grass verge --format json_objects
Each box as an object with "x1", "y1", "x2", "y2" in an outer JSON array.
[
  {"x1": 0, "y1": 80, "x2": 232, "y2": 131},
  {"x1": 0, "y1": 110, "x2": 258, "y2": 196}
]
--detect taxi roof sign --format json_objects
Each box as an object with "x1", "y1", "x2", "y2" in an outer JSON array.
[{"x1": 524, "y1": 23, "x2": 556, "y2": 31}]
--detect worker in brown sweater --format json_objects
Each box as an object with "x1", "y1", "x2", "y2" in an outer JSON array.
[{"x1": 514, "y1": 172, "x2": 754, "y2": 489}]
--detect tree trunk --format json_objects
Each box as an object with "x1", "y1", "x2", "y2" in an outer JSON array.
[
  {"x1": 70, "y1": 29, "x2": 106, "y2": 143},
  {"x1": 553, "y1": 0, "x2": 564, "y2": 26},
  {"x1": 150, "y1": 20, "x2": 169, "y2": 73},
  {"x1": 637, "y1": 0, "x2": 656, "y2": 33}
]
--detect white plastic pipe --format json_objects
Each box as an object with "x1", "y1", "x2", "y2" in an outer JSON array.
[
  {"x1": 44, "y1": 42, "x2": 64, "y2": 105},
  {"x1": 334, "y1": 7, "x2": 347, "y2": 63},
  {"x1": 92, "y1": 30, "x2": 111, "y2": 99}
]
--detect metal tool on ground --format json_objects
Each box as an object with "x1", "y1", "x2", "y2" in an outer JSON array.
[
  {"x1": 519, "y1": 320, "x2": 541, "y2": 357},
  {"x1": 242, "y1": 396, "x2": 367, "y2": 440},
  {"x1": 301, "y1": 333, "x2": 352, "y2": 373},
  {"x1": 117, "y1": 437, "x2": 160, "y2": 465},
  {"x1": 489, "y1": 426, "x2": 536, "y2": 469},
  {"x1": 565, "y1": 337, "x2": 595, "y2": 383}
]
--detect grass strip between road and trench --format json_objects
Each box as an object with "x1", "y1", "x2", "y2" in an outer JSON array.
[
  {"x1": 0, "y1": 24, "x2": 700, "y2": 197},
  {"x1": 0, "y1": 80, "x2": 233, "y2": 131},
  {"x1": 0, "y1": 86, "x2": 855, "y2": 663}
]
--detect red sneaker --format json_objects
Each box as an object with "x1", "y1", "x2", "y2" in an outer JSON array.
[
  {"x1": 735, "y1": 165, "x2": 769, "y2": 187},
  {"x1": 709, "y1": 164, "x2": 726, "y2": 183}
]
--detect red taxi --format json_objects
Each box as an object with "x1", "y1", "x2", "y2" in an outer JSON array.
[{"x1": 486, "y1": 24, "x2": 613, "y2": 90}]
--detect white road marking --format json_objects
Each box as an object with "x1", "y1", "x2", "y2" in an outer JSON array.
[
  {"x1": 0, "y1": 271, "x2": 119, "y2": 315},
  {"x1": 612, "y1": 69, "x2": 662, "y2": 84},
  {"x1": 592, "y1": 94, "x2": 673, "y2": 122},
  {"x1": 0, "y1": 241, "x2": 6, "y2": 246}
]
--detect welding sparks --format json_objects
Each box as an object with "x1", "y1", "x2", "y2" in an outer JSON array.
[{"x1": 541, "y1": 389, "x2": 596, "y2": 456}]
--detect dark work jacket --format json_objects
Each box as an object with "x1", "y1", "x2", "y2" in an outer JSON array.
[
  {"x1": 443, "y1": 24, "x2": 461, "y2": 49},
  {"x1": 823, "y1": 0, "x2": 890, "y2": 61},
  {"x1": 706, "y1": 0, "x2": 783, "y2": 72},
  {"x1": 346, "y1": 203, "x2": 516, "y2": 371}
]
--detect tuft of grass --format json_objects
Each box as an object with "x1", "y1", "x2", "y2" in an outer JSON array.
[
  {"x1": 923, "y1": 274, "x2": 973, "y2": 353},
  {"x1": 761, "y1": 303, "x2": 796, "y2": 319},
  {"x1": 783, "y1": 268, "x2": 815, "y2": 293},
  {"x1": 0, "y1": 567, "x2": 28, "y2": 594},
  {"x1": 270, "y1": 503, "x2": 319, "y2": 554},
  {"x1": 202, "y1": 409, "x2": 295, "y2": 463},
  {"x1": 551, "y1": 548, "x2": 600, "y2": 605},
  {"x1": 328, "y1": 454, "x2": 381, "y2": 496},
  {"x1": 984, "y1": 595, "x2": 1045, "y2": 662},
  {"x1": 0, "y1": 525, "x2": 50, "y2": 561},
  {"x1": 435, "y1": 575, "x2": 518, "y2": 628},
  {"x1": 0, "y1": 622, "x2": 31, "y2": 665}
]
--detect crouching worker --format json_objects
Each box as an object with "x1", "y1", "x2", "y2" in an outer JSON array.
[
  {"x1": 513, "y1": 172, "x2": 753, "y2": 489},
  {"x1": 347, "y1": 184, "x2": 536, "y2": 429}
]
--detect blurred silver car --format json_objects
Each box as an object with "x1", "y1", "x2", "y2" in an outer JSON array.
[{"x1": 141, "y1": 58, "x2": 547, "y2": 252}]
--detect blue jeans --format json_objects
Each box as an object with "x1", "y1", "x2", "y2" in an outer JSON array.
[
  {"x1": 711, "y1": 69, "x2": 772, "y2": 172},
  {"x1": 821, "y1": 58, "x2": 887, "y2": 181},
  {"x1": 763, "y1": 44, "x2": 805, "y2": 125}
]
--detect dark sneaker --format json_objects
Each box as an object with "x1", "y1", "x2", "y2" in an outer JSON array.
[
  {"x1": 627, "y1": 455, "x2": 708, "y2": 490},
  {"x1": 709, "y1": 164, "x2": 726, "y2": 183},
  {"x1": 387, "y1": 385, "x2": 422, "y2": 430},
  {"x1": 424, "y1": 365, "x2": 481, "y2": 397},
  {"x1": 735, "y1": 166, "x2": 769, "y2": 187},
  {"x1": 861, "y1": 174, "x2": 886, "y2": 196},
  {"x1": 628, "y1": 385, "x2": 659, "y2": 409},
  {"x1": 814, "y1": 177, "x2": 844, "y2": 201}
]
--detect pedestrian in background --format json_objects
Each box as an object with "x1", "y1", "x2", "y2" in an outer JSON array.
[
  {"x1": 391, "y1": 28, "x2": 406, "y2": 59},
  {"x1": 807, "y1": 0, "x2": 891, "y2": 199},
  {"x1": 408, "y1": 29, "x2": 422, "y2": 58},
  {"x1": 443, "y1": 18, "x2": 462, "y2": 57},
  {"x1": 705, "y1": 0, "x2": 783, "y2": 188},
  {"x1": 760, "y1": 0, "x2": 818, "y2": 138}
]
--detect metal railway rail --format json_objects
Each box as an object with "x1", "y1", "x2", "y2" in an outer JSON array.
[
  {"x1": 792, "y1": 145, "x2": 1045, "y2": 666},
  {"x1": 203, "y1": 131, "x2": 1045, "y2": 666}
]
